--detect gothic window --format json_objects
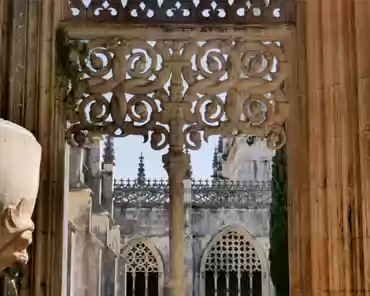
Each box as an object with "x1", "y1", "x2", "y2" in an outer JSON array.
[
  {"x1": 201, "y1": 229, "x2": 267, "y2": 296},
  {"x1": 124, "y1": 241, "x2": 163, "y2": 296}
]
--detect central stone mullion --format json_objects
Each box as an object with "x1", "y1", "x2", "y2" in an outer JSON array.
[
  {"x1": 164, "y1": 54, "x2": 188, "y2": 295},
  {"x1": 163, "y1": 142, "x2": 190, "y2": 296}
]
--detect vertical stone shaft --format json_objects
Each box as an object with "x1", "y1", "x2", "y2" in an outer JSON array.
[
  {"x1": 163, "y1": 120, "x2": 189, "y2": 296},
  {"x1": 163, "y1": 148, "x2": 189, "y2": 296},
  {"x1": 169, "y1": 163, "x2": 185, "y2": 296},
  {"x1": 288, "y1": 0, "x2": 370, "y2": 295}
]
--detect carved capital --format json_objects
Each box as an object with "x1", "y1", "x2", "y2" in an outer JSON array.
[{"x1": 162, "y1": 150, "x2": 190, "y2": 182}]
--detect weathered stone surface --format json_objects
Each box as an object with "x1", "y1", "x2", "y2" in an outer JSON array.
[
  {"x1": 0, "y1": 118, "x2": 41, "y2": 272},
  {"x1": 117, "y1": 206, "x2": 272, "y2": 296},
  {"x1": 67, "y1": 189, "x2": 120, "y2": 296}
]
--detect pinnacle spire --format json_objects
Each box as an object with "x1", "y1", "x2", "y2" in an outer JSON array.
[
  {"x1": 137, "y1": 153, "x2": 146, "y2": 185},
  {"x1": 212, "y1": 146, "x2": 218, "y2": 175},
  {"x1": 103, "y1": 135, "x2": 115, "y2": 165},
  {"x1": 185, "y1": 148, "x2": 192, "y2": 179},
  {"x1": 217, "y1": 136, "x2": 223, "y2": 154},
  {"x1": 212, "y1": 136, "x2": 225, "y2": 180}
]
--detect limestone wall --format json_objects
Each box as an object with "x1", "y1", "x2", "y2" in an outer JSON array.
[
  {"x1": 222, "y1": 138, "x2": 274, "y2": 182},
  {"x1": 67, "y1": 189, "x2": 120, "y2": 296},
  {"x1": 115, "y1": 206, "x2": 271, "y2": 296}
]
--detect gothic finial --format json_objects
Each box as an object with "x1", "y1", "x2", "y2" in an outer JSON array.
[
  {"x1": 217, "y1": 136, "x2": 223, "y2": 153},
  {"x1": 103, "y1": 135, "x2": 115, "y2": 165},
  {"x1": 212, "y1": 137, "x2": 225, "y2": 180},
  {"x1": 137, "y1": 153, "x2": 146, "y2": 185},
  {"x1": 185, "y1": 148, "x2": 192, "y2": 179},
  {"x1": 212, "y1": 146, "x2": 218, "y2": 176}
]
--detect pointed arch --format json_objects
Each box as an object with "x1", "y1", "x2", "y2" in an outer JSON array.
[
  {"x1": 200, "y1": 226, "x2": 271, "y2": 296},
  {"x1": 120, "y1": 238, "x2": 164, "y2": 296}
]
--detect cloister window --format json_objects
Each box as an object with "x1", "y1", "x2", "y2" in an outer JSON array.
[
  {"x1": 201, "y1": 229, "x2": 267, "y2": 296},
  {"x1": 124, "y1": 241, "x2": 163, "y2": 296}
]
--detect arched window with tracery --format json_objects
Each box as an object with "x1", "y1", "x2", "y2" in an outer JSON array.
[
  {"x1": 123, "y1": 240, "x2": 163, "y2": 296},
  {"x1": 200, "y1": 228, "x2": 269, "y2": 296}
]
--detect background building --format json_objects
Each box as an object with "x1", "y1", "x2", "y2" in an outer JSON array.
[{"x1": 65, "y1": 136, "x2": 275, "y2": 296}]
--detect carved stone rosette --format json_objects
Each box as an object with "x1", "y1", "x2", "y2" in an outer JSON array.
[{"x1": 0, "y1": 119, "x2": 42, "y2": 273}]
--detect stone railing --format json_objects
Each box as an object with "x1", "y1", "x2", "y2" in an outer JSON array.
[
  {"x1": 113, "y1": 179, "x2": 271, "y2": 208},
  {"x1": 64, "y1": 0, "x2": 296, "y2": 25}
]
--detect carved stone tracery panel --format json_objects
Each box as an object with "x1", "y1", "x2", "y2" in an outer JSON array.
[
  {"x1": 123, "y1": 240, "x2": 163, "y2": 296},
  {"x1": 204, "y1": 230, "x2": 262, "y2": 273},
  {"x1": 126, "y1": 241, "x2": 159, "y2": 273},
  {"x1": 201, "y1": 229, "x2": 267, "y2": 296},
  {"x1": 113, "y1": 178, "x2": 271, "y2": 208},
  {"x1": 65, "y1": 0, "x2": 296, "y2": 24},
  {"x1": 65, "y1": 27, "x2": 289, "y2": 151}
]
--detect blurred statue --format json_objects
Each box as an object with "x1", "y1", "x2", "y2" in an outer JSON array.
[{"x1": 0, "y1": 119, "x2": 42, "y2": 273}]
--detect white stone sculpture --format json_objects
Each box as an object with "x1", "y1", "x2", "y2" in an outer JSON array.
[{"x1": 0, "y1": 118, "x2": 42, "y2": 272}]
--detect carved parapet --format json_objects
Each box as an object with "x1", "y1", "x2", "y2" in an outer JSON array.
[{"x1": 0, "y1": 119, "x2": 42, "y2": 273}]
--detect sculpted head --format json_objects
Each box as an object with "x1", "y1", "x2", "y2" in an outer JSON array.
[{"x1": 0, "y1": 119, "x2": 42, "y2": 272}]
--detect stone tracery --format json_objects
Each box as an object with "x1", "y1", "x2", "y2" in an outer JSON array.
[
  {"x1": 66, "y1": 35, "x2": 289, "y2": 150},
  {"x1": 66, "y1": 0, "x2": 295, "y2": 24},
  {"x1": 123, "y1": 240, "x2": 163, "y2": 296},
  {"x1": 201, "y1": 228, "x2": 267, "y2": 296},
  {"x1": 126, "y1": 241, "x2": 160, "y2": 273},
  {"x1": 62, "y1": 19, "x2": 290, "y2": 296}
]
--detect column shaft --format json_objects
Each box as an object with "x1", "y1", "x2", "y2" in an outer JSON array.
[{"x1": 288, "y1": 0, "x2": 370, "y2": 295}]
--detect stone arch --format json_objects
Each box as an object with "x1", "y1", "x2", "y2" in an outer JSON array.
[
  {"x1": 200, "y1": 226, "x2": 270, "y2": 296},
  {"x1": 120, "y1": 238, "x2": 164, "y2": 296}
]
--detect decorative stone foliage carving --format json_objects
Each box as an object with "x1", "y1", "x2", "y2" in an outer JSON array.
[
  {"x1": 65, "y1": 28, "x2": 289, "y2": 151},
  {"x1": 66, "y1": 0, "x2": 296, "y2": 25},
  {"x1": 0, "y1": 119, "x2": 42, "y2": 272},
  {"x1": 114, "y1": 178, "x2": 271, "y2": 208}
]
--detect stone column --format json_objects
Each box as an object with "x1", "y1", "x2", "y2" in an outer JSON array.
[
  {"x1": 183, "y1": 179, "x2": 193, "y2": 296},
  {"x1": 162, "y1": 149, "x2": 189, "y2": 296},
  {"x1": 287, "y1": 0, "x2": 370, "y2": 295}
]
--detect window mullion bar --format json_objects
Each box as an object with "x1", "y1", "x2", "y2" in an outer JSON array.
[
  {"x1": 226, "y1": 271, "x2": 230, "y2": 296},
  {"x1": 145, "y1": 272, "x2": 149, "y2": 296},
  {"x1": 132, "y1": 272, "x2": 136, "y2": 296},
  {"x1": 237, "y1": 270, "x2": 241, "y2": 296},
  {"x1": 249, "y1": 271, "x2": 253, "y2": 296},
  {"x1": 214, "y1": 271, "x2": 218, "y2": 296}
]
